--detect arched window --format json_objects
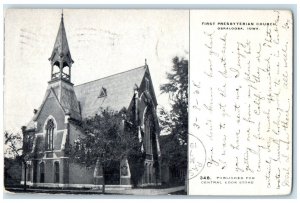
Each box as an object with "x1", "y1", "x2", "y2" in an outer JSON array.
[
  {"x1": 45, "y1": 119, "x2": 55, "y2": 150},
  {"x1": 54, "y1": 162, "x2": 59, "y2": 183},
  {"x1": 40, "y1": 162, "x2": 45, "y2": 183}
]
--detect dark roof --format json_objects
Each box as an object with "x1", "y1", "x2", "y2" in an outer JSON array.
[
  {"x1": 49, "y1": 15, "x2": 74, "y2": 67},
  {"x1": 74, "y1": 65, "x2": 147, "y2": 118},
  {"x1": 26, "y1": 66, "x2": 147, "y2": 130}
]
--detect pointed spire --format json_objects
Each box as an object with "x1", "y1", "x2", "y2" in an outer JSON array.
[{"x1": 49, "y1": 11, "x2": 74, "y2": 68}]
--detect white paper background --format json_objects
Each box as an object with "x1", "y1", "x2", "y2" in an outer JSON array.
[{"x1": 189, "y1": 10, "x2": 293, "y2": 195}]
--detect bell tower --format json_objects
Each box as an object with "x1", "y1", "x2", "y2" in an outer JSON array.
[
  {"x1": 48, "y1": 12, "x2": 74, "y2": 83},
  {"x1": 44, "y1": 12, "x2": 81, "y2": 121}
]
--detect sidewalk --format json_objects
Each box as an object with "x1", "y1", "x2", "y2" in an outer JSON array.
[
  {"x1": 105, "y1": 186, "x2": 185, "y2": 195},
  {"x1": 5, "y1": 186, "x2": 186, "y2": 195}
]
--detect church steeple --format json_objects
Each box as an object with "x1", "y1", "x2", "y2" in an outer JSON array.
[{"x1": 49, "y1": 12, "x2": 74, "y2": 83}]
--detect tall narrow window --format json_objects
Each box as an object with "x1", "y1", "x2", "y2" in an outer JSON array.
[
  {"x1": 144, "y1": 112, "x2": 153, "y2": 155},
  {"x1": 27, "y1": 164, "x2": 31, "y2": 182},
  {"x1": 145, "y1": 78, "x2": 149, "y2": 91},
  {"x1": 45, "y1": 119, "x2": 55, "y2": 150},
  {"x1": 54, "y1": 162, "x2": 59, "y2": 183},
  {"x1": 40, "y1": 162, "x2": 45, "y2": 183}
]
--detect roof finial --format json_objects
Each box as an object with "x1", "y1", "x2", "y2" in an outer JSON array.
[{"x1": 145, "y1": 58, "x2": 147, "y2": 66}]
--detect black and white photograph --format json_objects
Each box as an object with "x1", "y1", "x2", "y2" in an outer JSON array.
[
  {"x1": 3, "y1": 9, "x2": 189, "y2": 195},
  {"x1": 2, "y1": 4, "x2": 295, "y2": 199}
]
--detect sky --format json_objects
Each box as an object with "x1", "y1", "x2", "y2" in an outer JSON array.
[{"x1": 4, "y1": 9, "x2": 189, "y2": 133}]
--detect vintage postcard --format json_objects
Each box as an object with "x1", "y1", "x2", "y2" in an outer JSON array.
[
  {"x1": 189, "y1": 10, "x2": 293, "y2": 195},
  {"x1": 4, "y1": 9, "x2": 188, "y2": 195},
  {"x1": 3, "y1": 8, "x2": 293, "y2": 197}
]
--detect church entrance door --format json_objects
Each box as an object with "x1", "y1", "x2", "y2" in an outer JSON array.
[{"x1": 104, "y1": 161, "x2": 120, "y2": 185}]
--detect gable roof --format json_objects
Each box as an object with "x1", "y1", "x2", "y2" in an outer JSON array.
[
  {"x1": 74, "y1": 65, "x2": 147, "y2": 118},
  {"x1": 26, "y1": 82, "x2": 82, "y2": 130},
  {"x1": 25, "y1": 65, "x2": 149, "y2": 130}
]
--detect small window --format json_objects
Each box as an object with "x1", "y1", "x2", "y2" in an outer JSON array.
[
  {"x1": 74, "y1": 138, "x2": 81, "y2": 151},
  {"x1": 98, "y1": 87, "x2": 107, "y2": 98}
]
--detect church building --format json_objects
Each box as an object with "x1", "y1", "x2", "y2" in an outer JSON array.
[{"x1": 21, "y1": 14, "x2": 161, "y2": 188}]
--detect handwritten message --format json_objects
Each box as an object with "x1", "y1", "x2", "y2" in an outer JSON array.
[{"x1": 189, "y1": 10, "x2": 292, "y2": 195}]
